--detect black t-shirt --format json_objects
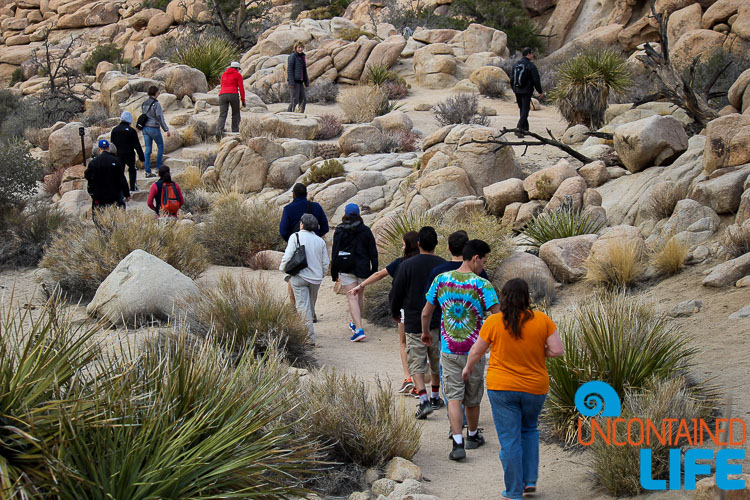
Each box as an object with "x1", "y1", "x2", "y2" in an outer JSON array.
[
  {"x1": 390, "y1": 253, "x2": 446, "y2": 333},
  {"x1": 385, "y1": 257, "x2": 402, "y2": 277}
]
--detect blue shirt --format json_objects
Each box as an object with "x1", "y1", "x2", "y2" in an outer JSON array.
[{"x1": 279, "y1": 197, "x2": 329, "y2": 241}]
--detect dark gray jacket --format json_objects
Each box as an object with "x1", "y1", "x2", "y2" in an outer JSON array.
[
  {"x1": 512, "y1": 57, "x2": 543, "y2": 95},
  {"x1": 287, "y1": 52, "x2": 309, "y2": 87},
  {"x1": 141, "y1": 97, "x2": 169, "y2": 132}
]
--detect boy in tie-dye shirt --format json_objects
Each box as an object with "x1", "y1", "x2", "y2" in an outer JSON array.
[{"x1": 422, "y1": 239, "x2": 500, "y2": 461}]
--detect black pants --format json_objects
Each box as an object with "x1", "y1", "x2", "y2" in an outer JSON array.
[
  {"x1": 515, "y1": 92, "x2": 532, "y2": 132},
  {"x1": 120, "y1": 153, "x2": 137, "y2": 191},
  {"x1": 287, "y1": 82, "x2": 306, "y2": 113},
  {"x1": 217, "y1": 93, "x2": 241, "y2": 136}
]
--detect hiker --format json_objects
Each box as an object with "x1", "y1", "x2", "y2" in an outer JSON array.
[
  {"x1": 287, "y1": 41, "x2": 309, "y2": 113},
  {"x1": 279, "y1": 213, "x2": 329, "y2": 344},
  {"x1": 85, "y1": 139, "x2": 130, "y2": 213},
  {"x1": 348, "y1": 231, "x2": 420, "y2": 394},
  {"x1": 147, "y1": 166, "x2": 184, "y2": 218},
  {"x1": 462, "y1": 278, "x2": 563, "y2": 500},
  {"x1": 511, "y1": 47, "x2": 544, "y2": 137},
  {"x1": 390, "y1": 226, "x2": 446, "y2": 419},
  {"x1": 331, "y1": 203, "x2": 378, "y2": 342},
  {"x1": 216, "y1": 61, "x2": 245, "y2": 140},
  {"x1": 110, "y1": 111, "x2": 144, "y2": 192},
  {"x1": 423, "y1": 239, "x2": 500, "y2": 461},
  {"x1": 140, "y1": 86, "x2": 171, "y2": 178}
]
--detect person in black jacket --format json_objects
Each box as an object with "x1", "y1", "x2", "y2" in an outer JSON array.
[
  {"x1": 511, "y1": 47, "x2": 544, "y2": 137},
  {"x1": 85, "y1": 139, "x2": 130, "y2": 215},
  {"x1": 331, "y1": 204, "x2": 378, "y2": 342},
  {"x1": 110, "y1": 111, "x2": 145, "y2": 192},
  {"x1": 287, "y1": 42, "x2": 309, "y2": 113}
]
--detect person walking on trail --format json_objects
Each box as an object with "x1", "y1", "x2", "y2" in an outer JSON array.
[
  {"x1": 110, "y1": 111, "x2": 144, "y2": 192},
  {"x1": 390, "y1": 226, "x2": 446, "y2": 419},
  {"x1": 331, "y1": 203, "x2": 378, "y2": 343},
  {"x1": 216, "y1": 61, "x2": 245, "y2": 141},
  {"x1": 462, "y1": 278, "x2": 563, "y2": 500},
  {"x1": 85, "y1": 139, "x2": 130, "y2": 213},
  {"x1": 147, "y1": 166, "x2": 184, "y2": 218},
  {"x1": 280, "y1": 213, "x2": 329, "y2": 344},
  {"x1": 287, "y1": 42, "x2": 309, "y2": 113},
  {"x1": 141, "y1": 86, "x2": 171, "y2": 178},
  {"x1": 422, "y1": 239, "x2": 500, "y2": 462},
  {"x1": 511, "y1": 47, "x2": 544, "y2": 137},
  {"x1": 348, "y1": 231, "x2": 420, "y2": 395}
]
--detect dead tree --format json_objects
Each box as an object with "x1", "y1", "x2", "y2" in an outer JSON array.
[
  {"x1": 29, "y1": 30, "x2": 92, "y2": 102},
  {"x1": 191, "y1": 0, "x2": 277, "y2": 51}
]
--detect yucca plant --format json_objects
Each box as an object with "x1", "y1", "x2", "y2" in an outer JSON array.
[
  {"x1": 548, "y1": 49, "x2": 632, "y2": 129},
  {"x1": 365, "y1": 63, "x2": 390, "y2": 86},
  {"x1": 545, "y1": 291, "x2": 700, "y2": 445},
  {"x1": 303, "y1": 159, "x2": 345, "y2": 186},
  {"x1": 520, "y1": 206, "x2": 604, "y2": 248},
  {"x1": 170, "y1": 35, "x2": 240, "y2": 86}
]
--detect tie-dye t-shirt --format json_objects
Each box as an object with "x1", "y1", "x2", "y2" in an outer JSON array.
[{"x1": 425, "y1": 271, "x2": 499, "y2": 354}]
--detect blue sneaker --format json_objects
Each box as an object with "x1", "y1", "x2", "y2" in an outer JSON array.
[
  {"x1": 350, "y1": 329, "x2": 366, "y2": 342},
  {"x1": 348, "y1": 321, "x2": 356, "y2": 333}
]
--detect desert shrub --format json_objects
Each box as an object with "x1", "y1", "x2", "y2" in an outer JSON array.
[
  {"x1": 549, "y1": 49, "x2": 632, "y2": 129},
  {"x1": 199, "y1": 199, "x2": 283, "y2": 265},
  {"x1": 478, "y1": 78, "x2": 508, "y2": 98},
  {"x1": 497, "y1": 265, "x2": 557, "y2": 308},
  {"x1": 365, "y1": 63, "x2": 390, "y2": 86},
  {"x1": 82, "y1": 44, "x2": 123, "y2": 74},
  {"x1": 545, "y1": 291, "x2": 699, "y2": 444},
  {"x1": 451, "y1": 0, "x2": 541, "y2": 52},
  {"x1": 183, "y1": 120, "x2": 212, "y2": 146},
  {"x1": 9, "y1": 67, "x2": 25, "y2": 87},
  {"x1": 0, "y1": 95, "x2": 83, "y2": 141},
  {"x1": 174, "y1": 165, "x2": 204, "y2": 190},
  {"x1": 291, "y1": 0, "x2": 352, "y2": 19},
  {"x1": 383, "y1": 79, "x2": 409, "y2": 100},
  {"x1": 0, "y1": 202, "x2": 71, "y2": 268},
  {"x1": 647, "y1": 183, "x2": 683, "y2": 220},
  {"x1": 304, "y1": 369, "x2": 421, "y2": 466},
  {"x1": 316, "y1": 142, "x2": 340, "y2": 159},
  {"x1": 723, "y1": 223, "x2": 750, "y2": 258},
  {"x1": 40, "y1": 207, "x2": 208, "y2": 297},
  {"x1": 303, "y1": 159, "x2": 345, "y2": 185},
  {"x1": 307, "y1": 80, "x2": 340, "y2": 103},
  {"x1": 170, "y1": 34, "x2": 240, "y2": 86},
  {"x1": 688, "y1": 49, "x2": 750, "y2": 110},
  {"x1": 187, "y1": 274, "x2": 312, "y2": 365},
  {"x1": 81, "y1": 105, "x2": 111, "y2": 127},
  {"x1": 42, "y1": 167, "x2": 65, "y2": 195},
  {"x1": 141, "y1": 0, "x2": 169, "y2": 9},
  {"x1": 251, "y1": 82, "x2": 289, "y2": 104},
  {"x1": 339, "y1": 85, "x2": 387, "y2": 123},
  {"x1": 520, "y1": 206, "x2": 604, "y2": 247},
  {"x1": 0, "y1": 140, "x2": 45, "y2": 208},
  {"x1": 585, "y1": 239, "x2": 645, "y2": 288},
  {"x1": 433, "y1": 93, "x2": 490, "y2": 127},
  {"x1": 315, "y1": 113, "x2": 343, "y2": 139},
  {"x1": 181, "y1": 187, "x2": 213, "y2": 216},
  {"x1": 384, "y1": 130, "x2": 419, "y2": 153},
  {"x1": 339, "y1": 27, "x2": 374, "y2": 41},
  {"x1": 651, "y1": 237, "x2": 687, "y2": 276},
  {"x1": 534, "y1": 174, "x2": 555, "y2": 199}
]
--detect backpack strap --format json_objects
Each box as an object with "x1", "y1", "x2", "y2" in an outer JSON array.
[
  {"x1": 144, "y1": 98, "x2": 156, "y2": 116},
  {"x1": 155, "y1": 180, "x2": 163, "y2": 213}
]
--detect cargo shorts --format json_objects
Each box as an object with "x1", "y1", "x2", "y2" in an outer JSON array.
[
  {"x1": 405, "y1": 330, "x2": 440, "y2": 381},
  {"x1": 441, "y1": 352, "x2": 485, "y2": 407}
]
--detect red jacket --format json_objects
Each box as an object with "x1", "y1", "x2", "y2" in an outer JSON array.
[
  {"x1": 219, "y1": 67, "x2": 245, "y2": 104},
  {"x1": 147, "y1": 181, "x2": 184, "y2": 217}
]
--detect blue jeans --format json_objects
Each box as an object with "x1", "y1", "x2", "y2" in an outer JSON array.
[
  {"x1": 142, "y1": 127, "x2": 164, "y2": 174},
  {"x1": 488, "y1": 390, "x2": 546, "y2": 500}
]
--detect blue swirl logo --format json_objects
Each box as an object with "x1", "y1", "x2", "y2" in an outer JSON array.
[{"x1": 574, "y1": 381, "x2": 621, "y2": 417}]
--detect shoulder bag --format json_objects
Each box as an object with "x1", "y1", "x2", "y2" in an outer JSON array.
[{"x1": 284, "y1": 233, "x2": 308, "y2": 275}]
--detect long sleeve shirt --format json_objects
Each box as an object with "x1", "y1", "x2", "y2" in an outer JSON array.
[
  {"x1": 111, "y1": 121, "x2": 145, "y2": 163},
  {"x1": 141, "y1": 97, "x2": 169, "y2": 132},
  {"x1": 147, "y1": 180, "x2": 184, "y2": 215},
  {"x1": 279, "y1": 229, "x2": 330, "y2": 285}
]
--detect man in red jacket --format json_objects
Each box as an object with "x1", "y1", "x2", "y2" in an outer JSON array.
[{"x1": 216, "y1": 61, "x2": 245, "y2": 140}]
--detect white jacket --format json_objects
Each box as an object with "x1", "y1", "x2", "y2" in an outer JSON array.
[{"x1": 279, "y1": 229, "x2": 329, "y2": 284}]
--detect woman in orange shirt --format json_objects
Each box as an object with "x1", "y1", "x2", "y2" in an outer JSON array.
[{"x1": 462, "y1": 278, "x2": 563, "y2": 500}]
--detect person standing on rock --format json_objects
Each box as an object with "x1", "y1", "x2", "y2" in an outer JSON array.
[
  {"x1": 462, "y1": 278, "x2": 563, "y2": 500},
  {"x1": 141, "y1": 86, "x2": 171, "y2": 178},
  {"x1": 280, "y1": 213, "x2": 329, "y2": 344},
  {"x1": 422, "y1": 239, "x2": 500, "y2": 461},
  {"x1": 390, "y1": 226, "x2": 446, "y2": 419},
  {"x1": 287, "y1": 42, "x2": 309, "y2": 113},
  {"x1": 110, "y1": 111, "x2": 145, "y2": 192},
  {"x1": 85, "y1": 139, "x2": 130, "y2": 214},
  {"x1": 511, "y1": 47, "x2": 544, "y2": 137},
  {"x1": 216, "y1": 61, "x2": 246, "y2": 141},
  {"x1": 331, "y1": 204, "x2": 378, "y2": 342}
]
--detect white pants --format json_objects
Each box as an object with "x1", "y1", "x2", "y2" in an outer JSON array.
[{"x1": 289, "y1": 275, "x2": 320, "y2": 342}]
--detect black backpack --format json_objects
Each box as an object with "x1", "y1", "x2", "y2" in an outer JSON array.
[
  {"x1": 511, "y1": 61, "x2": 528, "y2": 89},
  {"x1": 136, "y1": 99, "x2": 156, "y2": 130}
]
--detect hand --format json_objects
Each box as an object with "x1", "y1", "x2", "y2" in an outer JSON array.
[
  {"x1": 538, "y1": 93, "x2": 544, "y2": 100},
  {"x1": 462, "y1": 366, "x2": 471, "y2": 382},
  {"x1": 241, "y1": 101, "x2": 246, "y2": 107},
  {"x1": 392, "y1": 316, "x2": 401, "y2": 324},
  {"x1": 166, "y1": 131, "x2": 171, "y2": 137},
  {"x1": 125, "y1": 197, "x2": 131, "y2": 202},
  {"x1": 347, "y1": 285, "x2": 360, "y2": 295},
  {"x1": 421, "y1": 331, "x2": 432, "y2": 347}
]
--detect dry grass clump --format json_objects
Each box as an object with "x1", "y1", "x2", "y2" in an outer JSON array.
[
  {"x1": 174, "y1": 165, "x2": 203, "y2": 191},
  {"x1": 339, "y1": 85, "x2": 387, "y2": 123},
  {"x1": 0, "y1": 202, "x2": 70, "y2": 269},
  {"x1": 182, "y1": 123, "x2": 208, "y2": 146},
  {"x1": 433, "y1": 93, "x2": 490, "y2": 127},
  {"x1": 307, "y1": 80, "x2": 340, "y2": 103},
  {"x1": 585, "y1": 239, "x2": 645, "y2": 288},
  {"x1": 186, "y1": 274, "x2": 312, "y2": 365},
  {"x1": 723, "y1": 223, "x2": 750, "y2": 258},
  {"x1": 339, "y1": 27, "x2": 375, "y2": 41},
  {"x1": 303, "y1": 159, "x2": 345, "y2": 186},
  {"x1": 651, "y1": 237, "x2": 687, "y2": 275},
  {"x1": 239, "y1": 114, "x2": 283, "y2": 140},
  {"x1": 478, "y1": 78, "x2": 508, "y2": 98},
  {"x1": 181, "y1": 187, "x2": 213, "y2": 217},
  {"x1": 314, "y1": 113, "x2": 343, "y2": 139},
  {"x1": 198, "y1": 198, "x2": 283, "y2": 265},
  {"x1": 40, "y1": 207, "x2": 208, "y2": 297},
  {"x1": 384, "y1": 130, "x2": 420, "y2": 153},
  {"x1": 42, "y1": 167, "x2": 66, "y2": 195},
  {"x1": 304, "y1": 369, "x2": 421, "y2": 466},
  {"x1": 647, "y1": 182, "x2": 683, "y2": 220}
]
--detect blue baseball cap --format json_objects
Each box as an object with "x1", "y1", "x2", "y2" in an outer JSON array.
[
  {"x1": 345, "y1": 203, "x2": 360, "y2": 216},
  {"x1": 98, "y1": 139, "x2": 110, "y2": 148}
]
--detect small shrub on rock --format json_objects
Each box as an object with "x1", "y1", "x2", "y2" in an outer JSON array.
[
  {"x1": 339, "y1": 27, "x2": 374, "y2": 41},
  {"x1": 647, "y1": 183, "x2": 683, "y2": 220},
  {"x1": 314, "y1": 114, "x2": 343, "y2": 139},
  {"x1": 42, "y1": 167, "x2": 66, "y2": 195},
  {"x1": 82, "y1": 44, "x2": 123, "y2": 75},
  {"x1": 316, "y1": 142, "x2": 340, "y2": 159},
  {"x1": 0, "y1": 202, "x2": 70, "y2": 268},
  {"x1": 0, "y1": 140, "x2": 45, "y2": 208},
  {"x1": 585, "y1": 239, "x2": 645, "y2": 288},
  {"x1": 478, "y1": 78, "x2": 508, "y2": 98},
  {"x1": 723, "y1": 223, "x2": 750, "y2": 258},
  {"x1": 303, "y1": 159, "x2": 345, "y2": 185},
  {"x1": 651, "y1": 237, "x2": 687, "y2": 276},
  {"x1": 339, "y1": 85, "x2": 387, "y2": 123},
  {"x1": 384, "y1": 130, "x2": 419, "y2": 153},
  {"x1": 521, "y1": 207, "x2": 604, "y2": 248},
  {"x1": 307, "y1": 80, "x2": 340, "y2": 103},
  {"x1": 433, "y1": 93, "x2": 490, "y2": 127},
  {"x1": 170, "y1": 34, "x2": 240, "y2": 86}
]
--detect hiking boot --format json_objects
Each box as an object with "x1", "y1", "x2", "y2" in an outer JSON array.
[
  {"x1": 145, "y1": 173, "x2": 157, "y2": 178},
  {"x1": 313, "y1": 312, "x2": 317, "y2": 323},
  {"x1": 398, "y1": 378, "x2": 414, "y2": 394},
  {"x1": 465, "y1": 429, "x2": 485, "y2": 449},
  {"x1": 449, "y1": 439, "x2": 466, "y2": 461},
  {"x1": 415, "y1": 400, "x2": 434, "y2": 419},
  {"x1": 430, "y1": 397, "x2": 445, "y2": 411},
  {"x1": 349, "y1": 329, "x2": 366, "y2": 342},
  {"x1": 348, "y1": 321, "x2": 356, "y2": 333}
]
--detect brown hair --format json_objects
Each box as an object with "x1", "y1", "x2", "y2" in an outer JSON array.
[
  {"x1": 294, "y1": 42, "x2": 305, "y2": 50},
  {"x1": 402, "y1": 231, "x2": 418, "y2": 260},
  {"x1": 147, "y1": 86, "x2": 159, "y2": 97},
  {"x1": 500, "y1": 278, "x2": 534, "y2": 340}
]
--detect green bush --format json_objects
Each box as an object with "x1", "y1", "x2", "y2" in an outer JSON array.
[
  {"x1": 0, "y1": 202, "x2": 70, "y2": 269},
  {"x1": 293, "y1": 0, "x2": 353, "y2": 19},
  {"x1": 9, "y1": 68, "x2": 25, "y2": 87},
  {"x1": 0, "y1": 140, "x2": 45, "y2": 208},
  {"x1": 40, "y1": 207, "x2": 209, "y2": 297},
  {"x1": 1, "y1": 95, "x2": 84, "y2": 142},
  {"x1": 303, "y1": 159, "x2": 345, "y2": 185},
  {"x1": 450, "y1": 0, "x2": 541, "y2": 52},
  {"x1": 545, "y1": 291, "x2": 700, "y2": 445},
  {"x1": 199, "y1": 198, "x2": 283, "y2": 265},
  {"x1": 304, "y1": 369, "x2": 421, "y2": 466},
  {"x1": 82, "y1": 44, "x2": 123, "y2": 74},
  {"x1": 339, "y1": 27, "x2": 375, "y2": 41},
  {"x1": 520, "y1": 206, "x2": 605, "y2": 247},
  {"x1": 548, "y1": 49, "x2": 632, "y2": 129},
  {"x1": 186, "y1": 274, "x2": 313, "y2": 365},
  {"x1": 366, "y1": 63, "x2": 391, "y2": 86},
  {"x1": 170, "y1": 35, "x2": 240, "y2": 86}
]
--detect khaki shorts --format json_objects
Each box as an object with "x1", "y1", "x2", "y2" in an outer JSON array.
[
  {"x1": 340, "y1": 273, "x2": 364, "y2": 286},
  {"x1": 405, "y1": 330, "x2": 440, "y2": 379},
  {"x1": 441, "y1": 352, "x2": 485, "y2": 407}
]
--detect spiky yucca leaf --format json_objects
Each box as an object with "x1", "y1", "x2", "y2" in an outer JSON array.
[
  {"x1": 520, "y1": 207, "x2": 604, "y2": 248},
  {"x1": 170, "y1": 35, "x2": 240, "y2": 86}
]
